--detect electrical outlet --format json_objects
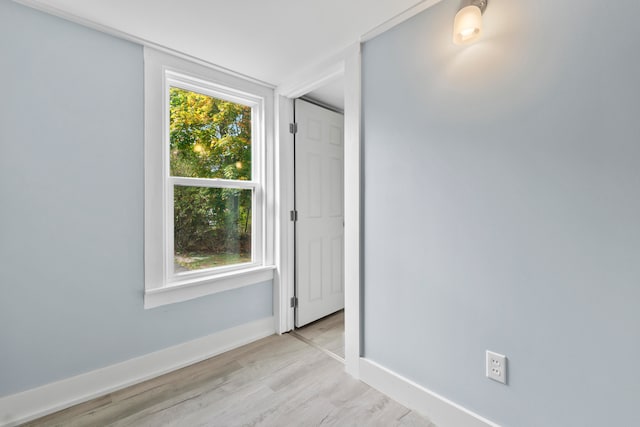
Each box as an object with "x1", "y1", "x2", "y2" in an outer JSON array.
[{"x1": 486, "y1": 350, "x2": 507, "y2": 384}]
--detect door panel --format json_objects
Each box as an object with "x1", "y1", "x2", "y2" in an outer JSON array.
[
  {"x1": 307, "y1": 238, "x2": 323, "y2": 301},
  {"x1": 328, "y1": 156, "x2": 343, "y2": 216},
  {"x1": 295, "y1": 99, "x2": 345, "y2": 327},
  {"x1": 307, "y1": 153, "x2": 323, "y2": 217},
  {"x1": 330, "y1": 235, "x2": 344, "y2": 294}
]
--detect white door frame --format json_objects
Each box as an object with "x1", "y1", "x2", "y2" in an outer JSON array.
[{"x1": 274, "y1": 43, "x2": 361, "y2": 378}]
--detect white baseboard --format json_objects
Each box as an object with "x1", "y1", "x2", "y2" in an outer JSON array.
[
  {"x1": 359, "y1": 358, "x2": 500, "y2": 427},
  {"x1": 0, "y1": 316, "x2": 275, "y2": 427}
]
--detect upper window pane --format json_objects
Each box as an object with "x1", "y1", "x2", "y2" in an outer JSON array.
[{"x1": 169, "y1": 87, "x2": 252, "y2": 180}]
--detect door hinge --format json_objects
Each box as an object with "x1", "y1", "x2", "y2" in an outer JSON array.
[
  {"x1": 289, "y1": 122, "x2": 298, "y2": 134},
  {"x1": 290, "y1": 210, "x2": 298, "y2": 222},
  {"x1": 290, "y1": 296, "x2": 298, "y2": 308}
]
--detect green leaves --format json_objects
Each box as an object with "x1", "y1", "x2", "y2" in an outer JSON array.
[
  {"x1": 169, "y1": 87, "x2": 251, "y2": 180},
  {"x1": 169, "y1": 87, "x2": 253, "y2": 259}
]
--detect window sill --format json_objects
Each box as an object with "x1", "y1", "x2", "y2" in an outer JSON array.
[{"x1": 144, "y1": 265, "x2": 275, "y2": 309}]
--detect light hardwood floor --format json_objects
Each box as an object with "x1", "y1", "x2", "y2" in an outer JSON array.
[
  {"x1": 23, "y1": 331, "x2": 436, "y2": 427},
  {"x1": 293, "y1": 310, "x2": 345, "y2": 359}
]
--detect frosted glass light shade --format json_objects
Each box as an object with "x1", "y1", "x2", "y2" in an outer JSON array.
[{"x1": 453, "y1": 5, "x2": 483, "y2": 45}]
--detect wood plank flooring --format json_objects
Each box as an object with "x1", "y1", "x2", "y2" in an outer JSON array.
[
  {"x1": 293, "y1": 310, "x2": 345, "y2": 359},
  {"x1": 23, "y1": 332, "x2": 435, "y2": 427}
]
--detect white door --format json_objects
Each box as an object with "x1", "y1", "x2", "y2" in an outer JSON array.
[{"x1": 294, "y1": 99, "x2": 345, "y2": 327}]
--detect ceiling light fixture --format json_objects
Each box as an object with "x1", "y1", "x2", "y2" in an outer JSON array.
[{"x1": 453, "y1": 0, "x2": 488, "y2": 45}]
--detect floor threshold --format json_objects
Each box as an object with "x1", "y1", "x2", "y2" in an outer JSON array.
[{"x1": 290, "y1": 330, "x2": 345, "y2": 364}]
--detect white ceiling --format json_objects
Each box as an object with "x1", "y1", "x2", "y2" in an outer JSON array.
[
  {"x1": 24, "y1": 0, "x2": 427, "y2": 87},
  {"x1": 306, "y1": 76, "x2": 345, "y2": 111}
]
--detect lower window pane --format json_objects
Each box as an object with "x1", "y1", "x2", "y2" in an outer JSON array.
[{"x1": 174, "y1": 186, "x2": 252, "y2": 272}]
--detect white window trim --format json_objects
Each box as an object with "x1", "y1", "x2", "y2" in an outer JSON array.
[{"x1": 144, "y1": 48, "x2": 275, "y2": 309}]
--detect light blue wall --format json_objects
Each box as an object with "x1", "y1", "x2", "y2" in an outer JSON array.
[
  {"x1": 363, "y1": 0, "x2": 640, "y2": 426},
  {"x1": 0, "y1": 1, "x2": 272, "y2": 397}
]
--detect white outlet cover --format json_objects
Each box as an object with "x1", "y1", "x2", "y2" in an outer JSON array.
[{"x1": 486, "y1": 350, "x2": 507, "y2": 384}]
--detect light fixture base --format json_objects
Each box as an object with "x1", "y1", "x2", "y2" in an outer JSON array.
[{"x1": 469, "y1": 0, "x2": 488, "y2": 14}]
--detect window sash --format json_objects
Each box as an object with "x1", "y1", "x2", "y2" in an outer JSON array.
[
  {"x1": 170, "y1": 184, "x2": 264, "y2": 280},
  {"x1": 169, "y1": 176, "x2": 258, "y2": 190},
  {"x1": 163, "y1": 73, "x2": 265, "y2": 285}
]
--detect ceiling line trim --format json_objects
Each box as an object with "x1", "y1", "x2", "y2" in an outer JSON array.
[
  {"x1": 12, "y1": 0, "x2": 276, "y2": 89},
  {"x1": 361, "y1": 0, "x2": 445, "y2": 42}
]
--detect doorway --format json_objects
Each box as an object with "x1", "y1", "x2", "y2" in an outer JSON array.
[
  {"x1": 292, "y1": 84, "x2": 345, "y2": 359},
  {"x1": 276, "y1": 45, "x2": 360, "y2": 376}
]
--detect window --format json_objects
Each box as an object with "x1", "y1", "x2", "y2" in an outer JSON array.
[{"x1": 144, "y1": 49, "x2": 274, "y2": 308}]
